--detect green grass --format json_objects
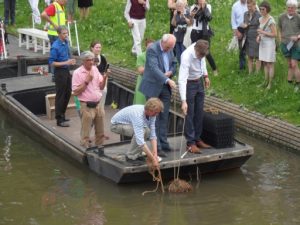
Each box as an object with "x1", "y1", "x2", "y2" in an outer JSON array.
[{"x1": 2, "y1": 0, "x2": 300, "y2": 124}]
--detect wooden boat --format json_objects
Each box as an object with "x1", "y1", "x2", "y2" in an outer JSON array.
[{"x1": 0, "y1": 60, "x2": 254, "y2": 184}]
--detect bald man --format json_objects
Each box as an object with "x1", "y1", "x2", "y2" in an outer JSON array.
[{"x1": 139, "y1": 34, "x2": 177, "y2": 157}]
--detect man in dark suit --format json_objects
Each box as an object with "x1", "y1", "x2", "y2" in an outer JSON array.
[{"x1": 139, "y1": 34, "x2": 177, "y2": 157}]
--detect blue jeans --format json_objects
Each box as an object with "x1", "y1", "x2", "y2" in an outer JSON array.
[
  {"x1": 184, "y1": 80, "x2": 205, "y2": 145},
  {"x1": 175, "y1": 42, "x2": 185, "y2": 64}
]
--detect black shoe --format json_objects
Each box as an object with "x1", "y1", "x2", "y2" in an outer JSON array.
[
  {"x1": 57, "y1": 121, "x2": 70, "y2": 127},
  {"x1": 162, "y1": 146, "x2": 174, "y2": 152},
  {"x1": 157, "y1": 150, "x2": 167, "y2": 157},
  {"x1": 63, "y1": 117, "x2": 70, "y2": 122}
]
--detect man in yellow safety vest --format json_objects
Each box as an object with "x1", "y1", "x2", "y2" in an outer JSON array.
[{"x1": 41, "y1": 0, "x2": 67, "y2": 45}]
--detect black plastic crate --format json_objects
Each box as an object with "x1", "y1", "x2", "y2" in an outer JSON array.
[{"x1": 201, "y1": 111, "x2": 235, "y2": 148}]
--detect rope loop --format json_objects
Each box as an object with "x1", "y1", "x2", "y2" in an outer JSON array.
[{"x1": 204, "y1": 107, "x2": 219, "y2": 115}]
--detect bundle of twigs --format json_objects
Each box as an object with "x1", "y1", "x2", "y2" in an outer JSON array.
[{"x1": 168, "y1": 178, "x2": 192, "y2": 193}]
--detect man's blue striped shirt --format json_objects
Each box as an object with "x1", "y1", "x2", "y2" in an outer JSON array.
[{"x1": 111, "y1": 105, "x2": 157, "y2": 146}]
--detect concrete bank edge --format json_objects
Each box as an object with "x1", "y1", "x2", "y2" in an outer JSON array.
[{"x1": 110, "y1": 65, "x2": 300, "y2": 151}]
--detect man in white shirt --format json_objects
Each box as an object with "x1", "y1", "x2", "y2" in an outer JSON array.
[
  {"x1": 231, "y1": 0, "x2": 247, "y2": 70},
  {"x1": 124, "y1": 0, "x2": 150, "y2": 56},
  {"x1": 178, "y1": 39, "x2": 211, "y2": 153}
]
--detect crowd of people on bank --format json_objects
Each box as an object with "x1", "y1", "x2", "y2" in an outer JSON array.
[
  {"x1": 26, "y1": 0, "x2": 93, "y2": 26},
  {"x1": 33, "y1": 0, "x2": 300, "y2": 170},
  {"x1": 233, "y1": 0, "x2": 300, "y2": 91}
]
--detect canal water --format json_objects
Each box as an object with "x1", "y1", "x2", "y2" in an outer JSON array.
[{"x1": 0, "y1": 108, "x2": 299, "y2": 225}]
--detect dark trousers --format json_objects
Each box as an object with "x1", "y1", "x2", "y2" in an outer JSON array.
[
  {"x1": 238, "y1": 39, "x2": 246, "y2": 70},
  {"x1": 146, "y1": 85, "x2": 171, "y2": 150},
  {"x1": 169, "y1": 9, "x2": 175, "y2": 34},
  {"x1": 191, "y1": 29, "x2": 217, "y2": 71},
  {"x1": 4, "y1": 0, "x2": 16, "y2": 25},
  {"x1": 184, "y1": 80, "x2": 205, "y2": 146},
  {"x1": 54, "y1": 68, "x2": 72, "y2": 122},
  {"x1": 175, "y1": 42, "x2": 186, "y2": 64}
]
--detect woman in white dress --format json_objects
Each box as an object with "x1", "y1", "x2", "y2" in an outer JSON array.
[{"x1": 257, "y1": 1, "x2": 277, "y2": 89}]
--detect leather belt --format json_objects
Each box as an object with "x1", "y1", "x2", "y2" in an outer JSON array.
[
  {"x1": 80, "y1": 101, "x2": 99, "y2": 108},
  {"x1": 187, "y1": 78, "x2": 201, "y2": 82}
]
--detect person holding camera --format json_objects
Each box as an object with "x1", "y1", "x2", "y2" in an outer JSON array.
[
  {"x1": 171, "y1": 0, "x2": 191, "y2": 64},
  {"x1": 190, "y1": 0, "x2": 218, "y2": 75},
  {"x1": 72, "y1": 51, "x2": 108, "y2": 148}
]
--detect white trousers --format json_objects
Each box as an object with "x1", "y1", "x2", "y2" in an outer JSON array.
[
  {"x1": 28, "y1": 0, "x2": 41, "y2": 24},
  {"x1": 131, "y1": 18, "x2": 146, "y2": 56}
]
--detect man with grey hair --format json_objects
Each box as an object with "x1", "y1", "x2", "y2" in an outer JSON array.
[
  {"x1": 178, "y1": 39, "x2": 211, "y2": 153},
  {"x1": 140, "y1": 33, "x2": 177, "y2": 157},
  {"x1": 278, "y1": 0, "x2": 300, "y2": 91},
  {"x1": 49, "y1": 26, "x2": 76, "y2": 127},
  {"x1": 72, "y1": 51, "x2": 108, "y2": 148}
]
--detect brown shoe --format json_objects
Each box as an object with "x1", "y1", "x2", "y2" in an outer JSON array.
[
  {"x1": 187, "y1": 144, "x2": 201, "y2": 154},
  {"x1": 196, "y1": 140, "x2": 211, "y2": 149}
]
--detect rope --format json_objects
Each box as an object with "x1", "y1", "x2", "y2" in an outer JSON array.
[
  {"x1": 142, "y1": 166, "x2": 165, "y2": 195},
  {"x1": 171, "y1": 99, "x2": 187, "y2": 180},
  {"x1": 176, "y1": 117, "x2": 186, "y2": 180},
  {"x1": 204, "y1": 107, "x2": 219, "y2": 114},
  {"x1": 173, "y1": 99, "x2": 177, "y2": 179}
]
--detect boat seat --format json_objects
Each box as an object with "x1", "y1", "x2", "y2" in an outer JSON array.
[
  {"x1": 17, "y1": 28, "x2": 50, "y2": 55},
  {"x1": 45, "y1": 93, "x2": 78, "y2": 120}
]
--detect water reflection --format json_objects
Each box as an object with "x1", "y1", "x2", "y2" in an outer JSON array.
[
  {"x1": 40, "y1": 171, "x2": 106, "y2": 225},
  {"x1": 0, "y1": 135, "x2": 12, "y2": 172},
  {"x1": 1, "y1": 108, "x2": 300, "y2": 225}
]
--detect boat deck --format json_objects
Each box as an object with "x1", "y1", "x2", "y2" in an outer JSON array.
[
  {"x1": 39, "y1": 106, "x2": 121, "y2": 147},
  {"x1": 0, "y1": 74, "x2": 254, "y2": 183},
  {"x1": 40, "y1": 107, "x2": 253, "y2": 183}
]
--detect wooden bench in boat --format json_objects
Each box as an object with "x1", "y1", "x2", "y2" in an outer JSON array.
[
  {"x1": 17, "y1": 28, "x2": 50, "y2": 55},
  {"x1": 45, "y1": 93, "x2": 78, "y2": 120}
]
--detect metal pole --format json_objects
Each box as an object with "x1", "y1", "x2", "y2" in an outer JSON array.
[
  {"x1": 74, "y1": 21, "x2": 80, "y2": 56},
  {"x1": 67, "y1": 21, "x2": 72, "y2": 47},
  {"x1": 32, "y1": 14, "x2": 35, "y2": 29}
]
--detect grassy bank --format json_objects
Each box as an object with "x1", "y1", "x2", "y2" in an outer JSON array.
[{"x1": 1, "y1": 0, "x2": 300, "y2": 124}]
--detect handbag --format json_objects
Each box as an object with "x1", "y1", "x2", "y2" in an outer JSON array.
[
  {"x1": 227, "y1": 36, "x2": 239, "y2": 52},
  {"x1": 86, "y1": 101, "x2": 99, "y2": 108},
  {"x1": 257, "y1": 17, "x2": 271, "y2": 43},
  {"x1": 183, "y1": 25, "x2": 192, "y2": 48}
]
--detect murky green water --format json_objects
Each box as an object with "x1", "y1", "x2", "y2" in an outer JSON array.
[{"x1": 0, "y1": 108, "x2": 300, "y2": 225}]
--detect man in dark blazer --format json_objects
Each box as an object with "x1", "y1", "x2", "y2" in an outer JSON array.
[{"x1": 139, "y1": 34, "x2": 177, "y2": 157}]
